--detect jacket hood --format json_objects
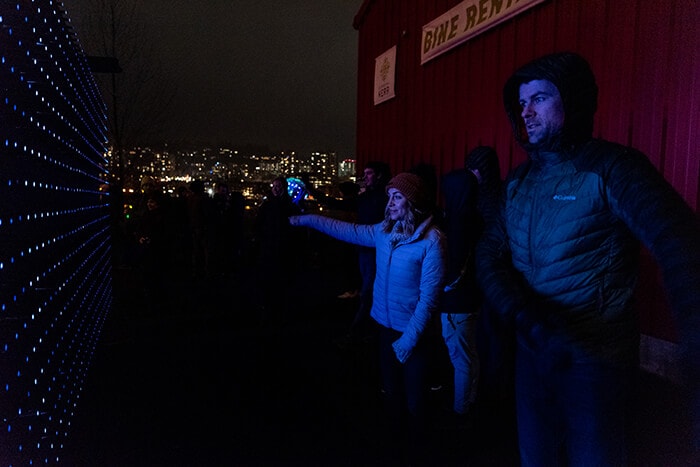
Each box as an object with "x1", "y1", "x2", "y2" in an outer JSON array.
[{"x1": 503, "y1": 52, "x2": 598, "y2": 152}]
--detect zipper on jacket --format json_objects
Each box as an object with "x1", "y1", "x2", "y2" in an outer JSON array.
[{"x1": 385, "y1": 248, "x2": 394, "y2": 328}]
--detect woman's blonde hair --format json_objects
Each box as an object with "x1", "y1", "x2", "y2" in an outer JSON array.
[{"x1": 381, "y1": 199, "x2": 429, "y2": 244}]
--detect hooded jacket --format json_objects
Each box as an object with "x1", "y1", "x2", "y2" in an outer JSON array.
[{"x1": 477, "y1": 52, "x2": 700, "y2": 366}]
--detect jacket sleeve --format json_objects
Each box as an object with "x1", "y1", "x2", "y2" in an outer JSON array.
[
  {"x1": 293, "y1": 214, "x2": 377, "y2": 247},
  {"x1": 605, "y1": 148, "x2": 700, "y2": 384},
  {"x1": 393, "y1": 232, "x2": 447, "y2": 361},
  {"x1": 475, "y1": 188, "x2": 536, "y2": 323}
]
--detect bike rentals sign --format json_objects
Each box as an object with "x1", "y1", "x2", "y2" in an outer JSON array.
[{"x1": 421, "y1": 0, "x2": 548, "y2": 65}]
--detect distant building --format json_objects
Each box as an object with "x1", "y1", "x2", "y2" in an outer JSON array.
[
  {"x1": 122, "y1": 146, "x2": 346, "y2": 200},
  {"x1": 338, "y1": 158, "x2": 357, "y2": 181}
]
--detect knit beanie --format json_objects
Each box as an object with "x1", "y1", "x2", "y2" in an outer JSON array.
[{"x1": 385, "y1": 172, "x2": 429, "y2": 210}]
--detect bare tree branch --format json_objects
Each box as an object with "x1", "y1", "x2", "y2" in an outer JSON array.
[{"x1": 68, "y1": 0, "x2": 178, "y2": 149}]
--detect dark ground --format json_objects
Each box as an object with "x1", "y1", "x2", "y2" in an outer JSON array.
[{"x1": 62, "y1": 240, "x2": 696, "y2": 466}]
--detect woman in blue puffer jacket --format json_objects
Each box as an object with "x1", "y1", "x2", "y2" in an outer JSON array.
[{"x1": 290, "y1": 172, "x2": 446, "y2": 430}]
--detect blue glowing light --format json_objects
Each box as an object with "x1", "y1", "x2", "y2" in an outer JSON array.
[
  {"x1": 286, "y1": 177, "x2": 308, "y2": 204},
  {"x1": 0, "y1": 1, "x2": 112, "y2": 463}
]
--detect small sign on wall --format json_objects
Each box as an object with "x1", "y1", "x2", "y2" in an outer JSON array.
[{"x1": 374, "y1": 45, "x2": 397, "y2": 105}]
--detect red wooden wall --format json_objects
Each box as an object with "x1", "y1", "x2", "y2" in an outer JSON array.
[{"x1": 353, "y1": 0, "x2": 699, "y2": 342}]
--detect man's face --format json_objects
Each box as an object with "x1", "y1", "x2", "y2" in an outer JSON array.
[
  {"x1": 363, "y1": 168, "x2": 378, "y2": 188},
  {"x1": 518, "y1": 79, "x2": 565, "y2": 145},
  {"x1": 271, "y1": 179, "x2": 286, "y2": 197}
]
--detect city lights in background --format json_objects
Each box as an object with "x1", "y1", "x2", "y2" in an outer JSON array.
[{"x1": 0, "y1": 1, "x2": 112, "y2": 464}]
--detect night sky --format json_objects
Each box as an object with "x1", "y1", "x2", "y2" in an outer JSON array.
[{"x1": 63, "y1": 1, "x2": 362, "y2": 157}]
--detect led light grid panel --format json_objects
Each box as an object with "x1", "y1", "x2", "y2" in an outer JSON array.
[{"x1": 0, "y1": 1, "x2": 112, "y2": 464}]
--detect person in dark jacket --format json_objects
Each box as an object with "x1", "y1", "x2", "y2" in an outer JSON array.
[
  {"x1": 476, "y1": 52, "x2": 700, "y2": 466},
  {"x1": 348, "y1": 161, "x2": 391, "y2": 340},
  {"x1": 134, "y1": 191, "x2": 171, "y2": 314},
  {"x1": 439, "y1": 157, "x2": 482, "y2": 421},
  {"x1": 465, "y1": 146, "x2": 502, "y2": 228},
  {"x1": 254, "y1": 176, "x2": 301, "y2": 322},
  {"x1": 465, "y1": 146, "x2": 517, "y2": 431},
  {"x1": 187, "y1": 179, "x2": 216, "y2": 279}
]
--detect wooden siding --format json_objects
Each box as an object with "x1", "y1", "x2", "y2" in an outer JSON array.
[{"x1": 354, "y1": 0, "x2": 699, "y2": 341}]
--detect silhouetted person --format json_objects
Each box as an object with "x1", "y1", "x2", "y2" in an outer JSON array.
[
  {"x1": 438, "y1": 151, "x2": 484, "y2": 424},
  {"x1": 134, "y1": 191, "x2": 171, "y2": 314},
  {"x1": 254, "y1": 176, "x2": 301, "y2": 323},
  {"x1": 211, "y1": 182, "x2": 242, "y2": 279},
  {"x1": 464, "y1": 147, "x2": 515, "y2": 425},
  {"x1": 187, "y1": 179, "x2": 216, "y2": 279},
  {"x1": 170, "y1": 185, "x2": 193, "y2": 270},
  {"x1": 227, "y1": 190, "x2": 247, "y2": 278},
  {"x1": 345, "y1": 161, "x2": 391, "y2": 342},
  {"x1": 303, "y1": 178, "x2": 362, "y2": 299}
]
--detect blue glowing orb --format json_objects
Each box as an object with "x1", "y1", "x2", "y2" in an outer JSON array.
[{"x1": 286, "y1": 177, "x2": 308, "y2": 204}]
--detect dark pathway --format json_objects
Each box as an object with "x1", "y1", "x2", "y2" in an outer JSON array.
[{"x1": 63, "y1": 254, "x2": 696, "y2": 466}]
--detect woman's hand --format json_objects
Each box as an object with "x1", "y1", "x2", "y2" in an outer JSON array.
[{"x1": 392, "y1": 336, "x2": 414, "y2": 364}]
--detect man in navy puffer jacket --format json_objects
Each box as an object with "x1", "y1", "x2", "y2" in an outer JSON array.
[{"x1": 476, "y1": 52, "x2": 700, "y2": 466}]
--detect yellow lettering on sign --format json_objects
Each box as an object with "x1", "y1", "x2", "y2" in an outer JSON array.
[
  {"x1": 449, "y1": 15, "x2": 460, "y2": 39},
  {"x1": 423, "y1": 14, "x2": 461, "y2": 54},
  {"x1": 422, "y1": 0, "x2": 543, "y2": 65},
  {"x1": 465, "y1": 5, "x2": 477, "y2": 30},
  {"x1": 464, "y1": 0, "x2": 520, "y2": 32}
]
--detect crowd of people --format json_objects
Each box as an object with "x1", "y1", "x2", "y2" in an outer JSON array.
[
  {"x1": 294, "y1": 51, "x2": 699, "y2": 465},
  {"x1": 117, "y1": 177, "x2": 247, "y2": 313},
  {"x1": 116, "y1": 51, "x2": 699, "y2": 465}
]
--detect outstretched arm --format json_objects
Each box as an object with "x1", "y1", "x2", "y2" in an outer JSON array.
[
  {"x1": 605, "y1": 149, "x2": 700, "y2": 449},
  {"x1": 289, "y1": 214, "x2": 377, "y2": 248}
]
